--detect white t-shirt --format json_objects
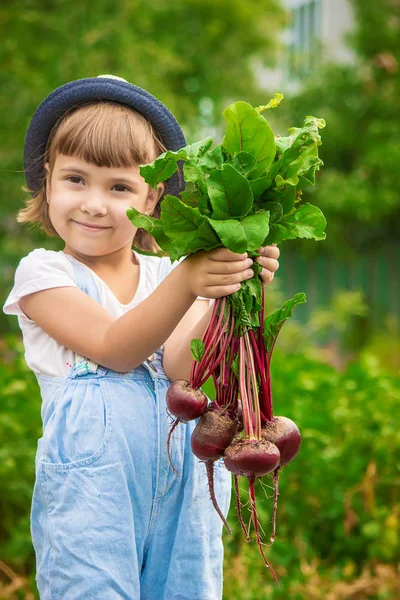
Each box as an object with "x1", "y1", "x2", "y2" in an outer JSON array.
[{"x1": 3, "y1": 248, "x2": 209, "y2": 378}]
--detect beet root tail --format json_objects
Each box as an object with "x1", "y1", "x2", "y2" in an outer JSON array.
[
  {"x1": 167, "y1": 418, "x2": 181, "y2": 478},
  {"x1": 234, "y1": 475, "x2": 251, "y2": 542},
  {"x1": 248, "y1": 476, "x2": 280, "y2": 588},
  {"x1": 271, "y1": 467, "x2": 280, "y2": 543},
  {"x1": 205, "y1": 460, "x2": 232, "y2": 534}
]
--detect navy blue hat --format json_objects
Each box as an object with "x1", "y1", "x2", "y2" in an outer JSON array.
[{"x1": 24, "y1": 75, "x2": 186, "y2": 197}]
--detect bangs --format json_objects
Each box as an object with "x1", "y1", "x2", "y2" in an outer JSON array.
[{"x1": 47, "y1": 101, "x2": 166, "y2": 169}]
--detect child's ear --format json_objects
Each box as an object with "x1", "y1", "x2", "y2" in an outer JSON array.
[
  {"x1": 146, "y1": 182, "x2": 165, "y2": 215},
  {"x1": 44, "y1": 162, "x2": 51, "y2": 201}
]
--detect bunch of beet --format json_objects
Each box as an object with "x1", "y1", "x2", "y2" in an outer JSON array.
[{"x1": 166, "y1": 290, "x2": 305, "y2": 586}]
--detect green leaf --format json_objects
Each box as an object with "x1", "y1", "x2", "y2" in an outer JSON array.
[
  {"x1": 229, "y1": 276, "x2": 263, "y2": 329},
  {"x1": 263, "y1": 293, "x2": 307, "y2": 354},
  {"x1": 140, "y1": 149, "x2": 187, "y2": 188},
  {"x1": 222, "y1": 101, "x2": 276, "y2": 177},
  {"x1": 265, "y1": 185, "x2": 296, "y2": 214},
  {"x1": 190, "y1": 339, "x2": 205, "y2": 362},
  {"x1": 161, "y1": 195, "x2": 220, "y2": 259},
  {"x1": 198, "y1": 193, "x2": 213, "y2": 217},
  {"x1": 229, "y1": 152, "x2": 257, "y2": 175},
  {"x1": 198, "y1": 143, "x2": 227, "y2": 171},
  {"x1": 249, "y1": 175, "x2": 271, "y2": 200},
  {"x1": 258, "y1": 201, "x2": 282, "y2": 223},
  {"x1": 139, "y1": 137, "x2": 213, "y2": 188},
  {"x1": 269, "y1": 116, "x2": 325, "y2": 189},
  {"x1": 126, "y1": 207, "x2": 175, "y2": 254},
  {"x1": 255, "y1": 92, "x2": 284, "y2": 113},
  {"x1": 231, "y1": 355, "x2": 239, "y2": 379},
  {"x1": 208, "y1": 210, "x2": 269, "y2": 253},
  {"x1": 263, "y1": 203, "x2": 326, "y2": 245},
  {"x1": 183, "y1": 160, "x2": 208, "y2": 194},
  {"x1": 207, "y1": 164, "x2": 254, "y2": 219},
  {"x1": 185, "y1": 137, "x2": 213, "y2": 159},
  {"x1": 179, "y1": 190, "x2": 200, "y2": 208}
]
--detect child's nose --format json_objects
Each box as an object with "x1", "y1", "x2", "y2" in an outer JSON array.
[{"x1": 80, "y1": 194, "x2": 108, "y2": 215}]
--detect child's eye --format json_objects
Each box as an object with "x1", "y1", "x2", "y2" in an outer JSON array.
[
  {"x1": 112, "y1": 184, "x2": 132, "y2": 193},
  {"x1": 66, "y1": 176, "x2": 83, "y2": 185}
]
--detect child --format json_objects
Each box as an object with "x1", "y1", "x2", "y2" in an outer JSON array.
[{"x1": 3, "y1": 75, "x2": 280, "y2": 600}]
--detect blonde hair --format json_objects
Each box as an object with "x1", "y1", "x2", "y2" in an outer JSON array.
[{"x1": 17, "y1": 101, "x2": 168, "y2": 252}]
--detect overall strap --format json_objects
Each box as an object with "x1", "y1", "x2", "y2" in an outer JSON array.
[
  {"x1": 71, "y1": 259, "x2": 102, "y2": 303},
  {"x1": 69, "y1": 259, "x2": 102, "y2": 377}
]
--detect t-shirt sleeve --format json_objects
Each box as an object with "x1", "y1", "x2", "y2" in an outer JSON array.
[
  {"x1": 3, "y1": 249, "x2": 78, "y2": 319},
  {"x1": 158, "y1": 256, "x2": 211, "y2": 302}
]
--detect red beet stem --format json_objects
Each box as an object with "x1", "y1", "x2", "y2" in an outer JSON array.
[
  {"x1": 249, "y1": 329, "x2": 272, "y2": 422},
  {"x1": 192, "y1": 303, "x2": 230, "y2": 388},
  {"x1": 248, "y1": 476, "x2": 280, "y2": 587},
  {"x1": 196, "y1": 311, "x2": 234, "y2": 388},
  {"x1": 239, "y1": 336, "x2": 254, "y2": 438},
  {"x1": 244, "y1": 331, "x2": 262, "y2": 439},
  {"x1": 205, "y1": 460, "x2": 232, "y2": 534},
  {"x1": 190, "y1": 298, "x2": 223, "y2": 387}
]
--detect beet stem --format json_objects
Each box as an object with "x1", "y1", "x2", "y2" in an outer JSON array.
[
  {"x1": 193, "y1": 306, "x2": 230, "y2": 387},
  {"x1": 239, "y1": 337, "x2": 254, "y2": 438},
  {"x1": 191, "y1": 298, "x2": 223, "y2": 386},
  {"x1": 245, "y1": 331, "x2": 261, "y2": 439},
  {"x1": 248, "y1": 476, "x2": 280, "y2": 587},
  {"x1": 205, "y1": 460, "x2": 232, "y2": 534},
  {"x1": 249, "y1": 329, "x2": 272, "y2": 422},
  {"x1": 196, "y1": 312, "x2": 234, "y2": 388}
]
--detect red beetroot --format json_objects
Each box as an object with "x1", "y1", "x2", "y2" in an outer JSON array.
[
  {"x1": 223, "y1": 437, "x2": 281, "y2": 587},
  {"x1": 261, "y1": 416, "x2": 301, "y2": 466},
  {"x1": 166, "y1": 380, "x2": 208, "y2": 421},
  {"x1": 224, "y1": 438, "x2": 280, "y2": 477},
  {"x1": 259, "y1": 417, "x2": 300, "y2": 545},
  {"x1": 190, "y1": 408, "x2": 238, "y2": 533},
  {"x1": 190, "y1": 409, "x2": 238, "y2": 461}
]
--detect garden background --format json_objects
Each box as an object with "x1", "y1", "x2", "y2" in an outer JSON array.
[{"x1": 1, "y1": 0, "x2": 399, "y2": 598}]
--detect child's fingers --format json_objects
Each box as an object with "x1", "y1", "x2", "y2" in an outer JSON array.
[
  {"x1": 257, "y1": 245, "x2": 280, "y2": 259},
  {"x1": 208, "y1": 247, "x2": 248, "y2": 262},
  {"x1": 208, "y1": 257, "x2": 254, "y2": 275},
  {"x1": 256, "y1": 256, "x2": 279, "y2": 272},
  {"x1": 206, "y1": 267, "x2": 254, "y2": 289},
  {"x1": 260, "y1": 268, "x2": 275, "y2": 284}
]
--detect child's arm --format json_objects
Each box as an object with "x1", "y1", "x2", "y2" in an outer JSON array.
[
  {"x1": 18, "y1": 248, "x2": 253, "y2": 373},
  {"x1": 163, "y1": 300, "x2": 213, "y2": 381}
]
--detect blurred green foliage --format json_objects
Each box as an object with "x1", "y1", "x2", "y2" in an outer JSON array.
[{"x1": 270, "y1": 0, "x2": 400, "y2": 260}]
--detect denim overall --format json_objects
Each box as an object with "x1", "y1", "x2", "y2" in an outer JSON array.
[{"x1": 31, "y1": 258, "x2": 232, "y2": 600}]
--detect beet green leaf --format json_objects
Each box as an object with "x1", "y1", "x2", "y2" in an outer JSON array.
[
  {"x1": 206, "y1": 164, "x2": 253, "y2": 220},
  {"x1": 263, "y1": 293, "x2": 307, "y2": 354},
  {"x1": 222, "y1": 101, "x2": 276, "y2": 177}
]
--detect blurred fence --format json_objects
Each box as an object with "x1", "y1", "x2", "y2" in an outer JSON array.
[{"x1": 276, "y1": 241, "x2": 399, "y2": 342}]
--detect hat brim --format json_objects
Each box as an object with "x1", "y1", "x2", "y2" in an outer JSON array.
[{"x1": 24, "y1": 77, "x2": 186, "y2": 197}]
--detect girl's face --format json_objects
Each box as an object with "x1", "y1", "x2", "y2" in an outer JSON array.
[{"x1": 45, "y1": 153, "x2": 164, "y2": 258}]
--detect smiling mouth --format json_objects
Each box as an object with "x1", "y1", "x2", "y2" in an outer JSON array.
[{"x1": 74, "y1": 221, "x2": 111, "y2": 231}]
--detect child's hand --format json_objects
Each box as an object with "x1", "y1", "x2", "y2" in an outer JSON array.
[
  {"x1": 182, "y1": 248, "x2": 256, "y2": 299},
  {"x1": 182, "y1": 245, "x2": 280, "y2": 299},
  {"x1": 256, "y1": 245, "x2": 280, "y2": 287}
]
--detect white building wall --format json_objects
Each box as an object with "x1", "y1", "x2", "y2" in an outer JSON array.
[{"x1": 256, "y1": 0, "x2": 355, "y2": 93}]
